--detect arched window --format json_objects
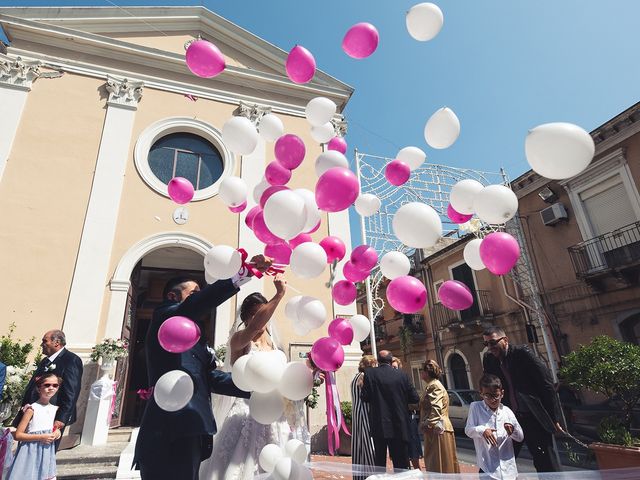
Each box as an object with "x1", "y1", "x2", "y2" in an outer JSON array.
[
  {"x1": 620, "y1": 313, "x2": 640, "y2": 345},
  {"x1": 148, "y1": 132, "x2": 224, "y2": 190},
  {"x1": 449, "y1": 353, "x2": 470, "y2": 389}
]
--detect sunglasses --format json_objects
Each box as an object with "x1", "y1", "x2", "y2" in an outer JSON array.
[
  {"x1": 483, "y1": 336, "x2": 506, "y2": 347},
  {"x1": 42, "y1": 383, "x2": 59, "y2": 388},
  {"x1": 481, "y1": 392, "x2": 503, "y2": 400}
]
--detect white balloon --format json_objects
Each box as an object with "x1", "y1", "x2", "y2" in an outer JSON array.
[
  {"x1": 222, "y1": 116, "x2": 258, "y2": 155},
  {"x1": 272, "y1": 457, "x2": 301, "y2": 480},
  {"x1": 314, "y1": 151, "x2": 349, "y2": 177},
  {"x1": 259, "y1": 444, "x2": 284, "y2": 473},
  {"x1": 204, "y1": 245, "x2": 242, "y2": 280},
  {"x1": 450, "y1": 179, "x2": 484, "y2": 215},
  {"x1": 204, "y1": 270, "x2": 218, "y2": 284},
  {"x1": 219, "y1": 176, "x2": 248, "y2": 207},
  {"x1": 299, "y1": 465, "x2": 313, "y2": 480},
  {"x1": 294, "y1": 189, "x2": 321, "y2": 232},
  {"x1": 271, "y1": 349, "x2": 288, "y2": 366},
  {"x1": 264, "y1": 190, "x2": 308, "y2": 240},
  {"x1": 258, "y1": 113, "x2": 284, "y2": 142},
  {"x1": 285, "y1": 438, "x2": 308, "y2": 464},
  {"x1": 464, "y1": 238, "x2": 485, "y2": 271},
  {"x1": 406, "y1": 2, "x2": 444, "y2": 41},
  {"x1": 154, "y1": 370, "x2": 194, "y2": 412},
  {"x1": 392, "y1": 202, "x2": 443, "y2": 248},
  {"x1": 380, "y1": 251, "x2": 411, "y2": 279},
  {"x1": 252, "y1": 178, "x2": 269, "y2": 205},
  {"x1": 296, "y1": 296, "x2": 327, "y2": 329},
  {"x1": 396, "y1": 146, "x2": 427, "y2": 171},
  {"x1": 290, "y1": 243, "x2": 327, "y2": 279},
  {"x1": 311, "y1": 122, "x2": 335, "y2": 144},
  {"x1": 350, "y1": 314, "x2": 371, "y2": 342},
  {"x1": 293, "y1": 319, "x2": 312, "y2": 336},
  {"x1": 249, "y1": 390, "x2": 284, "y2": 425},
  {"x1": 305, "y1": 97, "x2": 337, "y2": 127},
  {"x1": 354, "y1": 193, "x2": 381, "y2": 217},
  {"x1": 231, "y1": 354, "x2": 252, "y2": 392},
  {"x1": 285, "y1": 295, "x2": 304, "y2": 322},
  {"x1": 278, "y1": 362, "x2": 314, "y2": 401},
  {"x1": 245, "y1": 351, "x2": 286, "y2": 393},
  {"x1": 525, "y1": 122, "x2": 595, "y2": 180},
  {"x1": 473, "y1": 185, "x2": 518, "y2": 224},
  {"x1": 424, "y1": 107, "x2": 460, "y2": 149}
]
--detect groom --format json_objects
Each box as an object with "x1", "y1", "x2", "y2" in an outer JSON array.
[{"x1": 134, "y1": 255, "x2": 272, "y2": 480}]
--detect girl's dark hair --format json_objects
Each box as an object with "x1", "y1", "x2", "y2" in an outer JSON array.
[
  {"x1": 35, "y1": 373, "x2": 62, "y2": 389},
  {"x1": 240, "y1": 293, "x2": 268, "y2": 323}
]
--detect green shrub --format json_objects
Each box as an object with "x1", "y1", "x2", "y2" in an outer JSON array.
[{"x1": 341, "y1": 401, "x2": 352, "y2": 425}]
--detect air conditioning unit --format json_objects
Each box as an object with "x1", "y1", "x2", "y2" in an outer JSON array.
[{"x1": 540, "y1": 202, "x2": 568, "y2": 226}]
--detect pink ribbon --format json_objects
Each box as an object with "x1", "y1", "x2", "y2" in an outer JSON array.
[
  {"x1": 107, "y1": 381, "x2": 118, "y2": 426},
  {"x1": 325, "y1": 371, "x2": 350, "y2": 455},
  {"x1": 0, "y1": 428, "x2": 11, "y2": 477},
  {"x1": 137, "y1": 387, "x2": 154, "y2": 400},
  {"x1": 237, "y1": 248, "x2": 285, "y2": 278}
]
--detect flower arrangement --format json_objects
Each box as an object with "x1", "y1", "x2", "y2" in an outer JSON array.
[{"x1": 90, "y1": 338, "x2": 129, "y2": 362}]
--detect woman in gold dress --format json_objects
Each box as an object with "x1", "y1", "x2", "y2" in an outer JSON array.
[{"x1": 419, "y1": 359, "x2": 460, "y2": 473}]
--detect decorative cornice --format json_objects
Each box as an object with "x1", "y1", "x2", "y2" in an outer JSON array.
[
  {"x1": 331, "y1": 115, "x2": 348, "y2": 137},
  {"x1": 559, "y1": 147, "x2": 627, "y2": 191},
  {"x1": 0, "y1": 53, "x2": 41, "y2": 90},
  {"x1": 233, "y1": 101, "x2": 271, "y2": 123},
  {"x1": 105, "y1": 74, "x2": 143, "y2": 109}
]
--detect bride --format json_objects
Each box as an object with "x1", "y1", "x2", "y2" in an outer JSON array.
[{"x1": 201, "y1": 273, "x2": 303, "y2": 480}]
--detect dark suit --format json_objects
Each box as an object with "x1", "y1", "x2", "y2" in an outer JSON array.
[
  {"x1": 13, "y1": 348, "x2": 83, "y2": 450},
  {"x1": 134, "y1": 279, "x2": 250, "y2": 480},
  {"x1": 483, "y1": 344, "x2": 561, "y2": 472},
  {"x1": 361, "y1": 364, "x2": 420, "y2": 470}
]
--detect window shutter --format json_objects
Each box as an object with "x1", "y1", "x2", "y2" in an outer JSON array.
[{"x1": 580, "y1": 176, "x2": 636, "y2": 236}]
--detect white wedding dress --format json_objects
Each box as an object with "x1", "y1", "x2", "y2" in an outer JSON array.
[{"x1": 200, "y1": 342, "x2": 301, "y2": 480}]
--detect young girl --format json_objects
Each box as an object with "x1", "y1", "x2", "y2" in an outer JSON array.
[{"x1": 7, "y1": 373, "x2": 62, "y2": 480}]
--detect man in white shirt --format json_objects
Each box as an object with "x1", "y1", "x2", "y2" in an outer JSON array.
[{"x1": 465, "y1": 374, "x2": 524, "y2": 480}]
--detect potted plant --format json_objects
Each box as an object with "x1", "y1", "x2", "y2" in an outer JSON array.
[
  {"x1": 90, "y1": 338, "x2": 129, "y2": 379},
  {"x1": 559, "y1": 336, "x2": 640, "y2": 469},
  {"x1": 338, "y1": 400, "x2": 352, "y2": 456}
]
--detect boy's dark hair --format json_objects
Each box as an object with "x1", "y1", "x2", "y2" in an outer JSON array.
[
  {"x1": 479, "y1": 373, "x2": 502, "y2": 391},
  {"x1": 35, "y1": 373, "x2": 63, "y2": 389},
  {"x1": 163, "y1": 276, "x2": 198, "y2": 300},
  {"x1": 240, "y1": 293, "x2": 268, "y2": 323}
]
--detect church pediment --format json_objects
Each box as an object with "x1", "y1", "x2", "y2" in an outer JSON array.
[{"x1": 0, "y1": 6, "x2": 353, "y2": 111}]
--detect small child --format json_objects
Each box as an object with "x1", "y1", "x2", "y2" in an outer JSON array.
[
  {"x1": 465, "y1": 374, "x2": 523, "y2": 480},
  {"x1": 7, "y1": 373, "x2": 62, "y2": 480}
]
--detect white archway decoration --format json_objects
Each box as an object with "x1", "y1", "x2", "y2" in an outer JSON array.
[
  {"x1": 443, "y1": 348, "x2": 474, "y2": 390},
  {"x1": 134, "y1": 116, "x2": 237, "y2": 201},
  {"x1": 104, "y1": 231, "x2": 213, "y2": 339}
]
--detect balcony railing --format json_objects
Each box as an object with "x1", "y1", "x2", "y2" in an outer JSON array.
[
  {"x1": 431, "y1": 289, "x2": 494, "y2": 331},
  {"x1": 568, "y1": 221, "x2": 640, "y2": 279}
]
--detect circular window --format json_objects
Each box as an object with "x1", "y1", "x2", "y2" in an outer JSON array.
[
  {"x1": 148, "y1": 133, "x2": 224, "y2": 190},
  {"x1": 134, "y1": 117, "x2": 236, "y2": 201}
]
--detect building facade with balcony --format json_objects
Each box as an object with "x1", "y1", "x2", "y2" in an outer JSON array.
[{"x1": 513, "y1": 101, "x2": 640, "y2": 354}]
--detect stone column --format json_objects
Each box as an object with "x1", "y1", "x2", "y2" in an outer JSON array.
[{"x1": 63, "y1": 75, "x2": 143, "y2": 350}]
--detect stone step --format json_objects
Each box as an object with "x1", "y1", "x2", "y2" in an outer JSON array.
[
  {"x1": 107, "y1": 427, "x2": 134, "y2": 442},
  {"x1": 56, "y1": 463, "x2": 118, "y2": 479},
  {"x1": 56, "y1": 442, "x2": 128, "y2": 466}
]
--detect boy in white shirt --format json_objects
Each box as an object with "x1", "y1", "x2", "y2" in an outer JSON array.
[{"x1": 465, "y1": 374, "x2": 524, "y2": 480}]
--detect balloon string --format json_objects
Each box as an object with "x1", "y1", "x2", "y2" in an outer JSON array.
[{"x1": 103, "y1": 0, "x2": 170, "y2": 37}]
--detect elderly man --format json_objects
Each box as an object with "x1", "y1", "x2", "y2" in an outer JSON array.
[
  {"x1": 14, "y1": 330, "x2": 83, "y2": 450},
  {"x1": 482, "y1": 326, "x2": 563, "y2": 472}
]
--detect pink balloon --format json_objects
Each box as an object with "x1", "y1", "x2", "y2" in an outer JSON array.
[
  {"x1": 158, "y1": 316, "x2": 201, "y2": 353},
  {"x1": 265, "y1": 161, "x2": 292, "y2": 186},
  {"x1": 332, "y1": 280, "x2": 357, "y2": 306},
  {"x1": 252, "y1": 211, "x2": 284, "y2": 244},
  {"x1": 167, "y1": 177, "x2": 195, "y2": 204},
  {"x1": 438, "y1": 280, "x2": 474, "y2": 311},
  {"x1": 386, "y1": 275, "x2": 427, "y2": 314},
  {"x1": 385, "y1": 160, "x2": 411, "y2": 186},
  {"x1": 289, "y1": 233, "x2": 313, "y2": 249},
  {"x1": 315, "y1": 167, "x2": 360, "y2": 212},
  {"x1": 304, "y1": 220, "x2": 321, "y2": 234},
  {"x1": 311, "y1": 337, "x2": 344, "y2": 372},
  {"x1": 245, "y1": 205, "x2": 262, "y2": 229},
  {"x1": 259, "y1": 185, "x2": 289, "y2": 209},
  {"x1": 264, "y1": 242, "x2": 292, "y2": 265},
  {"x1": 447, "y1": 204, "x2": 473, "y2": 224},
  {"x1": 327, "y1": 136, "x2": 348, "y2": 154},
  {"x1": 343, "y1": 261, "x2": 369, "y2": 283},
  {"x1": 479, "y1": 232, "x2": 521, "y2": 275},
  {"x1": 229, "y1": 201, "x2": 247, "y2": 213},
  {"x1": 185, "y1": 40, "x2": 226, "y2": 78},
  {"x1": 342, "y1": 22, "x2": 379, "y2": 59},
  {"x1": 350, "y1": 245, "x2": 378, "y2": 271},
  {"x1": 328, "y1": 317, "x2": 354, "y2": 345},
  {"x1": 275, "y1": 134, "x2": 306, "y2": 170},
  {"x1": 319, "y1": 236, "x2": 346, "y2": 263},
  {"x1": 285, "y1": 45, "x2": 316, "y2": 84}
]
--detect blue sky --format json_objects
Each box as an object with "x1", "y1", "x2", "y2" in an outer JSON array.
[{"x1": 2, "y1": 1, "x2": 640, "y2": 244}]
